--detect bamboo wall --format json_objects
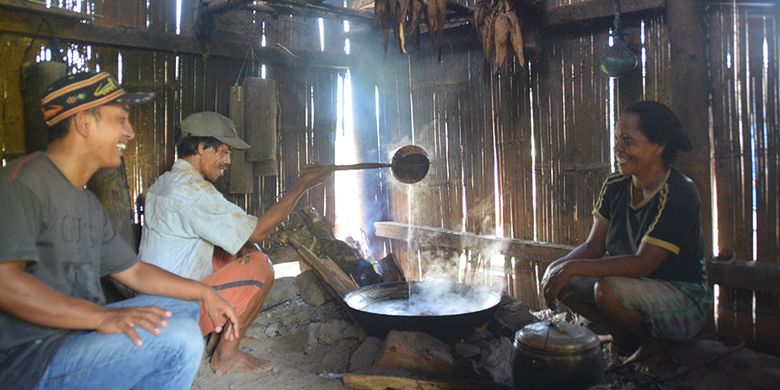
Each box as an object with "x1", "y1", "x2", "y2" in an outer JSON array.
[
  {"x1": 708, "y1": 2, "x2": 780, "y2": 352},
  {"x1": 0, "y1": 1, "x2": 343, "y2": 221},
  {"x1": 369, "y1": 2, "x2": 779, "y2": 352}
]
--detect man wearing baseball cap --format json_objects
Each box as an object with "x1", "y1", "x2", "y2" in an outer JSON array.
[
  {"x1": 0, "y1": 72, "x2": 240, "y2": 389},
  {"x1": 139, "y1": 111, "x2": 332, "y2": 373}
]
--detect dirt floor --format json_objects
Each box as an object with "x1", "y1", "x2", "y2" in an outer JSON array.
[
  {"x1": 193, "y1": 260, "x2": 354, "y2": 390},
  {"x1": 193, "y1": 295, "x2": 354, "y2": 390},
  {"x1": 192, "y1": 264, "x2": 780, "y2": 390}
]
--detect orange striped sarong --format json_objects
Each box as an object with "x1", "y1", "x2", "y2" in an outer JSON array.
[{"x1": 198, "y1": 249, "x2": 273, "y2": 335}]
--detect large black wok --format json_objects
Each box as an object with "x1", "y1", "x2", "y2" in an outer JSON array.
[{"x1": 343, "y1": 281, "x2": 502, "y2": 340}]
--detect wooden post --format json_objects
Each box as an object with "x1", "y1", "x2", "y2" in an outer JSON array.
[
  {"x1": 88, "y1": 160, "x2": 137, "y2": 249},
  {"x1": 666, "y1": 0, "x2": 712, "y2": 259},
  {"x1": 666, "y1": 0, "x2": 723, "y2": 338}
]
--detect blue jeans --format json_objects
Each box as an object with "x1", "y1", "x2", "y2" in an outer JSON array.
[{"x1": 35, "y1": 295, "x2": 203, "y2": 390}]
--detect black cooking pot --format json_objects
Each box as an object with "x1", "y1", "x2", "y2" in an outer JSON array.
[
  {"x1": 512, "y1": 321, "x2": 604, "y2": 390},
  {"x1": 343, "y1": 281, "x2": 502, "y2": 340}
]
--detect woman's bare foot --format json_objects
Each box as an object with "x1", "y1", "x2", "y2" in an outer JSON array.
[
  {"x1": 609, "y1": 333, "x2": 640, "y2": 357},
  {"x1": 626, "y1": 339, "x2": 668, "y2": 375},
  {"x1": 211, "y1": 350, "x2": 274, "y2": 374}
]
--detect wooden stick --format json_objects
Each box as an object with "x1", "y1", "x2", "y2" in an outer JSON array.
[
  {"x1": 289, "y1": 237, "x2": 358, "y2": 297},
  {"x1": 342, "y1": 373, "x2": 505, "y2": 390},
  {"x1": 300, "y1": 162, "x2": 391, "y2": 175}
]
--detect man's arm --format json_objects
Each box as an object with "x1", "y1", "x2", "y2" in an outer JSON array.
[
  {"x1": 248, "y1": 166, "x2": 332, "y2": 242},
  {"x1": 111, "y1": 261, "x2": 240, "y2": 340},
  {"x1": 0, "y1": 260, "x2": 170, "y2": 346}
]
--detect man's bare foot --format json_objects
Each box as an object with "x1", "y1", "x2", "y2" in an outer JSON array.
[
  {"x1": 240, "y1": 334, "x2": 258, "y2": 345},
  {"x1": 211, "y1": 350, "x2": 274, "y2": 374}
]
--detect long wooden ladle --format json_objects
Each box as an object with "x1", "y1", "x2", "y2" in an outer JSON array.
[{"x1": 301, "y1": 145, "x2": 430, "y2": 184}]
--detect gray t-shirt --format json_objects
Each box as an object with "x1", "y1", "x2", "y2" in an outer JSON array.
[{"x1": 0, "y1": 152, "x2": 138, "y2": 389}]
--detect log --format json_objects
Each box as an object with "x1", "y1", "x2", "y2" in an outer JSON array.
[
  {"x1": 290, "y1": 237, "x2": 358, "y2": 297},
  {"x1": 707, "y1": 260, "x2": 780, "y2": 293},
  {"x1": 375, "y1": 331, "x2": 453, "y2": 377},
  {"x1": 342, "y1": 373, "x2": 506, "y2": 390},
  {"x1": 374, "y1": 222, "x2": 573, "y2": 263}
]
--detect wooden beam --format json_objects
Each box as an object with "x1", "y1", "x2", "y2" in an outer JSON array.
[
  {"x1": 0, "y1": 8, "x2": 247, "y2": 58},
  {"x1": 200, "y1": 0, "x2": 255, "y2": 16},
  {"x1": 545, "y1": 0, "x2": 666, "y2": 28},
  {"x1": 0, "y1": 0, "x2": 89, "y2": 21},
  {"x1": 245, "y1": 1, "x2": 373, "y2": 22},
  {"x1": 707, "y1": 261, "x2": 780, "y2": 293},
  {"x1": 374, "y1": 222, "x2": 573, "y2": 263},
  {"x1": 0, "y1": 7, "x2": 350, "y2": 68}
]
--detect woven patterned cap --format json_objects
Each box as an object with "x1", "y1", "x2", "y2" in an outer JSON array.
[{"x1": 40, "y1": 71, "x2": 154, "y2": 126}]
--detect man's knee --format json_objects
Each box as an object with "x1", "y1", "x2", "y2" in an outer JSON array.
[
  {"x1": 160, "y1": 316, "x2": 204, "y2": 365},
  {"x1": 180, "y1": 299, "x2": 201, "y2": 320},
  {"x1": 250, "y1": 253, "x2": 275, "y2": 287}
]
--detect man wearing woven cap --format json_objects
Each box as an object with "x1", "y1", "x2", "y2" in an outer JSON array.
[
  {"x1": 0, "y1": 72, "x2": 240, "y2": 390},
  {"x1": 140, "y1": 111, "x2": 332, "y2": 373}
]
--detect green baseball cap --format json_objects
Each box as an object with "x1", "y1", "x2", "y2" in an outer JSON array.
[{"x1": 180, "y1": 111, "x2": 250, "y2": 150}]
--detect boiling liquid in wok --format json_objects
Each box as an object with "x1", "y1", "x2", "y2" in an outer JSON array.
[{"x1": 360, "y1": 290, "x2": 499, "y2": 316}]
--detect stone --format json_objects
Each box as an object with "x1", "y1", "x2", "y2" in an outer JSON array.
[
  {"x1": 268, "y1": 246, "x2": 304, "y2": 264},
  {"x1": 297, "y1": 270, "x2": 330, "y2": 306},
  {"x1": 349, "y1": 336, "x2": 382, "y2": 372},
  {"x1": 454, "y1": 342, "x2": 481, "y2": 360},
  {"x1": 376, "y1": 331, "x2": 453, "y2": 377},
  {"x1": 307, "y1": 322, "x2": 323, "y2": 350},
  {"x1": 477, "y1": 336, "x2": 513, "y2": 385},
  {"x1": 493, "y1": 295, "x2": 538, "y2": 337},
  {"x1": 317, "y1": 319, "x2": 351, "y2": 345},
  {"x1": 321, "y1": 339, "x2": 360, "y2": 372},
  {"x1": 465, "y1": 326, "x2": 493, "y2": 343},
  {"x1": 263, "y1": 276, "x2": 299, "y2": 310},
  {"x1": 264, "y1": 322, "x2": 283, "y2": 337},
  {"x1": 341, "y1": 323, "x2": 366, "y2": 342}
]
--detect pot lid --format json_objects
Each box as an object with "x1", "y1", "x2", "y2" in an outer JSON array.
[{"x1": 514, "y1": 321, "x2": 600, "y2": 353}]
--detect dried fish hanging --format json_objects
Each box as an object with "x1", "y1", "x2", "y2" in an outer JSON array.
[
  {"x1": 473, "y1": 0, "x2": 525, "y2": 73},
  {"x1": 374, "y1": 0, "x2": 447, "y2": 60}
]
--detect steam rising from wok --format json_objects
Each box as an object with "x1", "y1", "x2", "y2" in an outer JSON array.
[{"x1": 347, "y1": 281, "x2": 501, "y2": 317}]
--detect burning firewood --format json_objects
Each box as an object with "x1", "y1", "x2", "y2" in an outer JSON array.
[
  {"x1": 270, "y1": 208, "x2": 384, "y2": 286},
  {"x1": 473, "y1": 0, "x2": 526, "y2": 71}
]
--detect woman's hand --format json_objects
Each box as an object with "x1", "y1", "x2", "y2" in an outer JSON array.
[{"x1": 541, "y1": 261, "x2": 577, "y2": 309}]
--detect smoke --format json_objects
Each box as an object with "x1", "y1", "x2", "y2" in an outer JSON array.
[{"x1": 379, "y1": 122, "x2": 510, "y2": 295}]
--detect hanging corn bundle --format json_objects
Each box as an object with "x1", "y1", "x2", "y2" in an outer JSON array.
[
  {"x1": 374, "y1": 0, "x2": 447, "y2": 60},
  {"x1": 473, "y1": 0, "x2": 525, "y2": 72}
]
